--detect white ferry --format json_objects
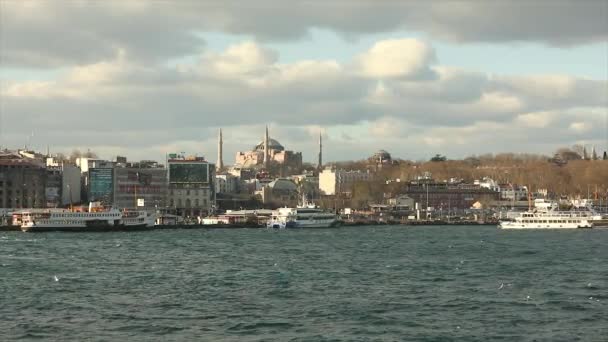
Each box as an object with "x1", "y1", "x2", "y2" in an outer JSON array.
[
  {"x1": 499, "y1": 199, "x2": 592, "y2": 229},
  {"x1": 267, "y1": 205, "x2": 339, "y2": 229},
  {"x1": 20, "y1": 203, "x2": 155, "y2": 232}
]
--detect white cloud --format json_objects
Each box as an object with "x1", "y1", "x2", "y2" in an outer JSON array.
[
  {"x1": 1, "y1": 38, "x2": 606, "y2": 161},
  {"x1": 515, "y1": 111, "x2": 554, "y2": 128},
  {"x1": 569, "y1": 122, "x2": 592, "y2": 133},
  {"x1": 356, "y1": 39, "x2": 436, "y2": 79}
]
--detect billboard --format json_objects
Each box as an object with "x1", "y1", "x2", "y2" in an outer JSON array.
[
  {"x1": 169, "y1": 163, "x2": 209, "y2": 184},
  {"x1": 89, "y1": 168, "x2": 114, "y2": 203}
]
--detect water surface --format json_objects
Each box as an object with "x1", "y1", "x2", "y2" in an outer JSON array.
[{"x1": 1, "y1": 226, "x2": 606, "y2": 341}]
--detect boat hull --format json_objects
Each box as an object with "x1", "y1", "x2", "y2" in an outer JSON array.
[
  {"x1": 21, "y1": 223, "x2": 154, "y2": 232},
  {"x1": 499, "y1": 222, "x2": 592, "y2": 229}
]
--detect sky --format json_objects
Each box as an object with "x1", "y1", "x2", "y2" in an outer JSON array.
[{"x1": 0, "y1": 1, "x2": 607, "y2": 163}]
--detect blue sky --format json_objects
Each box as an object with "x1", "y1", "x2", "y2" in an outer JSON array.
[{"x1": 201, "y1": 29, "x2": 607, "y2": 80}]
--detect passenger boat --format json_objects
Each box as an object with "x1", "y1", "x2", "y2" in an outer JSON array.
[
  {"x1": 267, "y1": 205, "x2": 339, "y2": 229},
  {"x1": 20, "y1": 203, "x2": 155, "y2": 232},
  {"x1": 499, "y1": 199, "x2": 593, "y2": 229}
]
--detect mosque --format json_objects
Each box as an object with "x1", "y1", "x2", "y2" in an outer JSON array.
[{"x1": 223, "y1": 127, "x2": 303, "y2": 170}]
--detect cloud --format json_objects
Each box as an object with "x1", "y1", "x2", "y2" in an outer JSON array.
[
  {"x1": 515, "y1": 111, "x2": 554, "y2": 128},
  {"x1": 356, "y1": 39, "x2": 437, "y2": 79},
  {"x1": 1, "y1": 1, "x2": 606, "y2": 68},
  {"x1": 1, "y1": 38, "x2": 606, "y2": 162},
  {"x1": 569, "y1": 122, "x2": 592, "y2": 133}
]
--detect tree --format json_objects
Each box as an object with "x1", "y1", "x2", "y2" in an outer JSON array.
[
  {"x1": 555, "y1": 148, "x2": 581, "y2": 161},
  {"x1": 430, "y1": 154, "x2": 447, "y2": 162}
]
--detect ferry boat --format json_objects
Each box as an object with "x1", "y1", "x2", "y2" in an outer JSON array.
[
  {"x1": 19, "y1": 203, "x2": 156, "y2": 232},
  {"x1": 499, "y1": 199, "x2": 593, "y2": 229},
  {"x1": 267, "y1": 205, "x2": 339, "y2": 229}
]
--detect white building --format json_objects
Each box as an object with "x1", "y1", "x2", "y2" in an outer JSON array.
[
  {"x1": 319, "y1": 168, "x2": 374, "y2": 196},
  {"x1": 500, "y1": 185, "x2": 528, "y2": 201},
  {"x1": 475, "y1": 177, "x2": 500, "y2": 192},
  {"x1": 215, "y1": 174, "x2": 239, "y2": 194}
]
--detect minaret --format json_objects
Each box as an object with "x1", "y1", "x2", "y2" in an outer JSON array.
[
  {"x1": 217, "y1": 128, "x2": 224, "y2": 170},
  {"x1": 263, "y1": 125, "x2": 269, "y2": 168},
  {"x1": 592, "y1": 145, "x2": 598, "y2": 160},
  {"x1": 318, "y1": 131, "x2": 323, "y2": 170},
  {"x1": 582, "y1": 146, "x2": 588, "y2": 160}
]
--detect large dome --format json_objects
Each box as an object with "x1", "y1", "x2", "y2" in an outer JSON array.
[{"x1": 254, "y1": 138, "x2": 284, "y2": 151}]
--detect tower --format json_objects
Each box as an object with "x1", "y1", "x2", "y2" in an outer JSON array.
[
  {"x1": 582, "y1": 145, "x2": 588, "y2": 160},
  {"x1": 263, "y1": 125, "x2": 269, "y2": 168},
  {"x1": 217, "y1": 128, "x2": 224, "y2": 170},
  {"x1": 318, "y1": 131, "x2": 323, "y2": 170}
]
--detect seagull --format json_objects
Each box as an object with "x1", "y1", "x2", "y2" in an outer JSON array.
[
  {"x1": 53, "y1": 275, "x2": 59, "y2": 282},
  {"x1": 499, "y1": 283, "x2": 504, "y2": 290},
  {"x1": 525, "y1": 295, "x2": 530, "y2": 301}
]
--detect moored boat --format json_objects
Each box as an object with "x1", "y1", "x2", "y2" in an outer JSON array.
[
  {"x1": 499, "y1": 199, "x2": 593, "y2": 229},
  {"x1": 267, "y1": 205, "x2": 338, "y2": 229},
  {"x1": 20, "y1": 203, "x2": 155, "y2": 232}
]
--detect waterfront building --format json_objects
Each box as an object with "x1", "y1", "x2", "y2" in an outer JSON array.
[
  {"x1": 45, "y1": 167, "x2": 62, "y2": 207},
  {"x1": 114, "y1": 164, "x2": 167, "y2": 211},
  {"x1": 401, "y1": 179, "x2": 500, "y2": 210},
  {"x1": 45, "y1": 159, "x2": 82, "y2": 207},
  {"x1": 168, "y1": 155, "x2": 215, "y2": 217},
  {"x1": 319, "y1": 167, "x2": 374, "y2": 196},
  {"x1": 0, "y1": 150, "x2": 46, "y2": 208}
]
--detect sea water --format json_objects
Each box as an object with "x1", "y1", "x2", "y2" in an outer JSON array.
[{"x1": 1, "y1": 226, "x2": 606, "y2": 341}]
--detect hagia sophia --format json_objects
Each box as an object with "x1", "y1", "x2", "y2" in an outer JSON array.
[{"x1": 219, "y1": 126, "x2": 303, "y2": 171}]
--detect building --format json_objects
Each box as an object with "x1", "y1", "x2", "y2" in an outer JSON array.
[
  {"x1": 45, "y1": 158, "x2": 82, "y2": 207},
  {"x1": 319, "y1": 167, "x2": 374, "y2": 196},
  {"x1": 290, "y1": 171, "x2": 320, "y2": 202},
  {"x1": 168, "y1": 155, "x2": 215, "y2": 217},
  {"x1": 77, "y1": 157, "x2": 116, "y2": 202},
  {"x1": 215, "y1": 173, "x2": 239, "y2": 194},
  {"x1": 257, "y1": 178, "x2": 299, "y2": 208},
  {"x1": 61, "y1": 165, "x2": 81, "y2": 206},
  {"x1": 234, "y1": 127, "x2": 302, "y2": 171},
  {"x1": 401, "y1": 180, "x2": 500, "y2": 211},
  {"x1": 0, "y1": 150, "x2": 46, "y2": 208},
  {"x1": 368, "y1": 150, "x2": 394, "y2": 169},
  {"x1": 114, "y1": 165, "x2": 167, "y2": 211},
  {"x1": 499, "y1": 185, "x2": 528, "y2": 201}
]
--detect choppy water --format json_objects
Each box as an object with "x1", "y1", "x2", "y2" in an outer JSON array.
[{"x1": 1, "y1": 226, "x2": 607, "y2": 341}]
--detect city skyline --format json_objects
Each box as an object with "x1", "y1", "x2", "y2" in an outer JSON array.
[{"x1": 1, "y1": 1, "x2": 607, "y2": 163}]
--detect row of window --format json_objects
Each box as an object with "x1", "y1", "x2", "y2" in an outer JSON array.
[
  {"x1": 51, "y1": 213, "x2": 120, "y2": 218},
  {"x1": 521, "y1": 219, "x2": 581, "y2": 224},
  {"x1": 169, "y1": 199, "x2": 208, "y2": 208},
  {"x1": 169, "y1": 189, "x2": 208, "y2": 196}
]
